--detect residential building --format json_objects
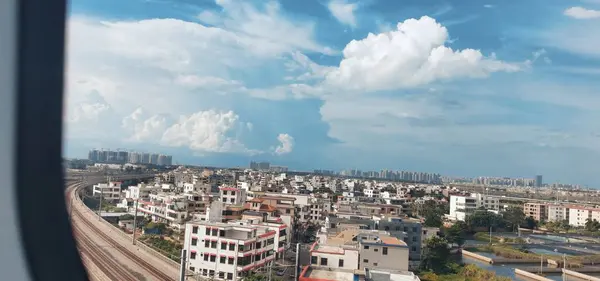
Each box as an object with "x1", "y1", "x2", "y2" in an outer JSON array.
[
  {"x1": 220, "y1": 186, "x2": 247, "y2": 205},
  {"x1": 547, "y1": 204, "x2": 569, "y2": 222},
  {"x1": 310, "y1": 229, "x2": 409, "y2": 271},
  {"x1": 524, "y1": 203, "x2": 547, "y2": 222},
  {"x1": 447, "y1": 193, "x2": 499, "y2": 221},
  {"x1": 183, "y1": 219, "x2": 288, "y2": 280},
  {"x1": 93, "y1": 181, "x2": 122, "y2": 202}
]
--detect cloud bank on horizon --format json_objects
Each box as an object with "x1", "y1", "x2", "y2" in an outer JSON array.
[{"x1": 64, "y1": 0, "x2": 600, "y2": 185}]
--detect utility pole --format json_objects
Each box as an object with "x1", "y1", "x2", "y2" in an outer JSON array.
[
  {"x1": 98, "y1": 176, "x2": 108, "y2": 221},
  {"x1": 294, "y1": 243, "x2": 300, "y2": 281},
  {"x1": 540, "y1": 254, "x2": 543, "y2": 274},
  {"x1": 489, "y1": 226, "x2": 492, "y2": 244},
  {"x1": 268, "y1": 260, "x2": 272, "y2": 281},
  {"x1": 179, "y1": 249, "x2": 187, "y2": 281},
  {"x1": 562, "y1": 253, "x2": 566, "y2": 281},
  {"x1": 132, "y1": 199, "x2": 139, "y2": 245}
]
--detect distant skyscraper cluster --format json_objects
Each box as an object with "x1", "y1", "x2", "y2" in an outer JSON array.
[
  {"x1": 88, "y1": 149, "x2": 172, "y2": 166},
  {"x1": 249, "y1": 161, "x2": 288, "y2": 172},
  {"x1": 339, "y1": 169, "x2": 442, "y2": 184},
  {"x1": 444, "y1": 175, "x2": 544, "y2": 187}
]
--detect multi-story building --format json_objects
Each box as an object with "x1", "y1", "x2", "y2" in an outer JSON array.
[
  {"x1": 220, "y1": 186, "x2": 247, "y2": 205},
  {"x1": 310, "y1": 229, "x2": 409, "y2": 271},
  {"x1": 547, "y1": 204, "x2": 569, "y2": 222},
  {"x1": 183, "y1": 219, "x2": 288, "y2": 280},
  {"x1": 92, "y1": 181, "x2": 122, "y2": 202},
  {"x1": 524, "y1": 203, "x2": 547, "y2": 222},
  {"x1": 567, "y1": 206, "x2": 600, "y2": 227},
  {"x1": 136, "y1": 193, "x2": 195, "y2": 230},
  {"x1": 447, "y1": 193, "x2": 499, "y2": 221},
  {"x1": 374, "y1": 217, "x2": 425, "y2": 261}
]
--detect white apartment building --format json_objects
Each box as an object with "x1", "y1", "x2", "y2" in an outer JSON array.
[
  {"x1": 137, "y1": 193, "x2": 195, "y2": 230},
  {"x1": 123, "y1": 183, "x2": 162, "y2": 199},
  {"x1": 547, "y1": 204, "x2": 569, "y2": 222},
  {"x1": 183, "y1": 219, "x2": 288, "y2": 280},
  {"x1": 448, "y1": 193, "x2": 499, "y2": 221},
  {"x1": 93, "y1": 181, "x2": 122, "y2": 202},
  {"x1": 566, "y1": 206, "x2": 600, "y2": 227},
  {"x1": 220, "y1": 186, "x2": 247, "y2": 205}
]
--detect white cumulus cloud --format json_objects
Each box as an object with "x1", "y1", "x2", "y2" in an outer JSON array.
[
  {"x1": 122, "y1": 108, "x2": 170, "y2": 142},
  {"x1": 564, "y1": 7, "x2": 600, "y2": 19},
  {"x1": 274, "y1": 133, "x2": 294, "y2": 155},
  {"x1": 161, "y1": 110, "x2": 258, "y2": 154},
  {"x1": 324, "y1": 16, "x2": 522, "y2": 92},
  {"x1": 327, "y1": 0, "x2": 358, "y2": 27}
]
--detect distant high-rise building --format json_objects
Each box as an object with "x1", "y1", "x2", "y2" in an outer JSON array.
[
  {"x1": 535, "y1": 175, "x2": 543, "y2": 188},
  {"x1": 150, "y1": 153, "x2": 159, "y2": 165},
  {"x1": 128, "y1": 152, "x2": 141, "y2": 163},
  {"x1": 141, "y1": 153, "x2": 150, "y2": 164}
]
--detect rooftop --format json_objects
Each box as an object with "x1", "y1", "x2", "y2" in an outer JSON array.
[{"x1": 301, "y1": 267, "x2": 357, "y2": 281}]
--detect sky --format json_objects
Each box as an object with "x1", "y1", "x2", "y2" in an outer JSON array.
[{"x1": 63, "y1": 0, "x2": 600, "y2": 186}]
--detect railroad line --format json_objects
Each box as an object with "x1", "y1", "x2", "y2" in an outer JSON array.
[{"x1": 69, "y1": 183, "x2": 176, "y2": 281}]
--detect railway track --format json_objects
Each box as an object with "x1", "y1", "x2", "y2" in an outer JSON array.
[
  {"x1": 68, "y1": 182, "x2": 176, "y2": 281},
  {"x1": 74, "y1": 223, "x2": 137, "y2": 281}
]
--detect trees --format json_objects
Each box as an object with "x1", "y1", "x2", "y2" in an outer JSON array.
[
  {"x1": 420, "y1": 200, "x2": 448, "y2": 227},
  {"x1": 424, "y1": 212, "x2": 443, "y2": 228},
  {"x1": 523, "y1": 217, "x2": 537, "y2": 229},
  {"x1": 466, "y1": 211, "x2": 505, "y2": 229},
  {"x1": 420, "y1": 236, "x2": 451, "y2": 273},
  {"x1": 502, "y1": 206, "x2": 525, "y2": 232},
  {"x1": 445, "y1": 221, "x2": 467, "y2": 247},
  {"x1": 585, "y1": 218, "x2": 600, "y2": 232}
]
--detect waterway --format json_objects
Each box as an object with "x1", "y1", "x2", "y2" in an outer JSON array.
[{"x1": 461, "y1": 252, "x2": 563, "y2": 281}]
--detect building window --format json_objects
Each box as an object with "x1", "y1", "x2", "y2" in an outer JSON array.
[
  {"x1": 320, "y1": 258, "x2": 328, "y2": 266},
  {"x1": 204, "y1": 255, "x2": 209, "y2": 261},
  {"x1": 227, "y1": 273, "x2": 233, "y2": 280},
  {"x1": 210, "y1": 255, "x2": 216, "y2": 262},
  {"x1": 374, "y1": 262, "x2": 378, "y2": 266},
  {"x1": 192, "y1": 226, "x2": 198, "y2": 234},
  {"x1": 363, "y1": 259, "x2": 369, "y2": 263},
  {"x1": 383, "y1": 247, "x2": 388, "y2": 255},
  {"x1": 220, "y1": 256, "x2": 226, "y2": 264},
  {"x1": 412, "y1": 246, "x2": 417, "y2": 252},
  {"x1": 204, "y1": 241, "x2": 210, "y2": 248},
  {"x1": 311, "y1": 256, "x2": 317, "y2": 264},
  {"x1": 221, "y1": 242, "x2": 227, "y2": 250},
  {"x1": 212, "y1": 229, "x2": 218, "y2": 236},
  {"x1": 190, "y1": 252, "x2": 196, "y2": 260},
  {"x1": 219, "y1": 272, "x2": 225, "y2": 279},
  {"x1": 339, "y1": 259, "x2": 344, "y2": 267},
  {"x1": 220, "y1": 230, "x2": 226, "y2": 237},
  {"x1": 374, "y1": 248, "x2": 378, "y2": 252},
  {"x1": 229, "y1": 244, "x2": 235, "y2": 251},
  {"x1": 206, "y1": 228, "x2": 211, "y2": 235},
  {"x1": 364, "y1": 245, "x2": 369, "y2": 250},
  {"x1": 191, "y1": 238, "x2": 197, "y2": 246},
  {"x1": 412, "y1": 236, "x2": 417, "y2": 242},
  {"x1": 228, "y1": 257, "x2": 234, "y2": 264},
  {"x1": 211, "y1": 241, "x2": 217, "y2": 248},
  {"x1": 190, "y1": 266, "x2": 195, "y2": 272}
]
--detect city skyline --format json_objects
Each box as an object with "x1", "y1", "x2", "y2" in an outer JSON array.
[{"x1": 64, "y1": 0, "x2": 600, "y2": 186}]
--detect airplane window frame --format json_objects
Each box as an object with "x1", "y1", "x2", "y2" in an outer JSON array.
[{"x1": 8, "y1": 0, "x2": 89, "y2": 280}]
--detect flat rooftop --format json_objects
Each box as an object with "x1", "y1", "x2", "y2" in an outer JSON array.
[{"x1": 304, "y1": 268, "x2": 355, "y2": 281}]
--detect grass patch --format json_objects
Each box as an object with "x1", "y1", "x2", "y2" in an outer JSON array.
[{"x1": 138, "y1": 235, "x2": 183, "y2": 262}]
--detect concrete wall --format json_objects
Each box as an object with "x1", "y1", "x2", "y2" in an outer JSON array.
[
  {"x1": 562, "y1": 269, "x2": 600, "y2": 281},
  {"x1": 514, "y1": 269, "x2": 554, "y2": 281},
  {"x1": 461, "y1": 250, "x2": 493, "y2": 263}
]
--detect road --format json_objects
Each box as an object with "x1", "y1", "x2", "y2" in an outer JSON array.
[{"x1": 67, "y1": 180, "x2": 181, "y2": 281}]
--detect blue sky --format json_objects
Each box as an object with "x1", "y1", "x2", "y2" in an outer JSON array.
[{"x1": 64, "y1": 0, "x2": 600, "y2": 186}]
